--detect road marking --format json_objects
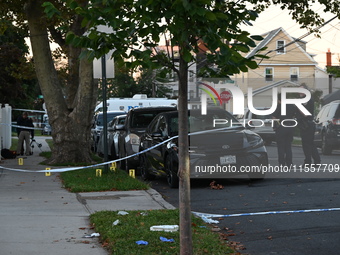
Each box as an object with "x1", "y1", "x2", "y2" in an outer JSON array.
[{"x1": 193, "y1": 207, "x2": 340, "y2": 219}]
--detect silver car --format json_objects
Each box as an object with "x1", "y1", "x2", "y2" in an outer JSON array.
[{"x1": 97, "y1": 114, "x2": 126, "y2": 159}]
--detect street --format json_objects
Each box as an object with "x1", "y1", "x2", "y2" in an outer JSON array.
[{"x1": 145, "y1": 144, "x2": 340, "y2": 255}]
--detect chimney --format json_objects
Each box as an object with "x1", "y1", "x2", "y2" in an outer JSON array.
[{"x1": 326, "y1": 48, "x2": 332, "y2": 67}]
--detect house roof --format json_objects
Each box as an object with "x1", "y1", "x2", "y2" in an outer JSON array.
[
  {"x1": 246, "y1": 27, "x2": 317, "y2": 65},
  {"x1": 245, "y1": 80, "x2": 300, "y2": 96}
]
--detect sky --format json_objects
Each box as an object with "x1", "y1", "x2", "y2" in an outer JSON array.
[{"x1": 240, "y1": 4, "x2": 340, "y2": 69}]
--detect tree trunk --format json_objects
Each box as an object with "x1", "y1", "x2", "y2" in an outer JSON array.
[
  {"x1": 178, "y1": 55, "x2": 193, "y2": 255},
  {"x1": 25, "y1": 0, "x2": 97, "y2": 164}
]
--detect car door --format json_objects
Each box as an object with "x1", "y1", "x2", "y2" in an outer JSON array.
[
  {"x1": 142, "y1": 115, "x2": 167, "y2": 173},
  {"x1": 314, "y1": 107, "x2": 325, "y2": 144},
  {"x1": 150, "y1": 115, "x2": 169, "y2": 173},
  {"x1": 315, "y1": 105, "x2": 330, "y2": 144},
  {"x1": 112, "y1": 116, "x2": 126, "y2": 158}
]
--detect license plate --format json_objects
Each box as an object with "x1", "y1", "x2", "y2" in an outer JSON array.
[{"x1": 220, "y1": 155, "x2": 236, "y2": 165}]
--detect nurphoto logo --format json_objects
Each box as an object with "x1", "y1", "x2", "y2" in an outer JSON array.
[{"x1": 200, "y1": 84, "x2": 311, "y2": 116}]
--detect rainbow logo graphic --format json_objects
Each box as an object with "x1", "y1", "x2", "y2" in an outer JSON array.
[{"x1": 199, "y1": 82, "x2": 223, "y2": 106}]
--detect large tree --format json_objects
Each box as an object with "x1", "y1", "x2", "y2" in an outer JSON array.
[{"x1": 1, "y1": 0, "x2": 98, "y2": 164}]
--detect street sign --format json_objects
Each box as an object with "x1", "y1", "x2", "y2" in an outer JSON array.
[{"x1": 220, "y1": 91, "x2": 232, "y2": 103}]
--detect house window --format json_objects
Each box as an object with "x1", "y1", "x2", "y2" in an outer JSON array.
[
  {"x1": 290, "y1": 67, "x2": 299, "y2": 82},
  {"x1": 276, "y1": 40, "x2": 285, "y2": 54},
  {"x1": 265, "y1": 67, "x2": 274, "y2": 81}
]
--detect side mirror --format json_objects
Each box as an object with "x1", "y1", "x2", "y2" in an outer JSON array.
[
  {"x1": 115, "y1": 124, "x2": 125, "y2": 130},
  {"x1": 151, "y1": 132, "x2": 163, "y2": 138}
]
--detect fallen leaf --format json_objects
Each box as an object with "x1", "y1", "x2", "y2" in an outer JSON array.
[{"x1": 211, "y1": 227, "x2": 221, "y2": 232}]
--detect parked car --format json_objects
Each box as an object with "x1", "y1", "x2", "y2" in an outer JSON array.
[
  {"x1": 91, "y1": 110, "x2": 126, "y2": 152},
  {"x1": 240, "y1": 107, "x2": 276, "y2": 145},
  {"x1": 115, "y1": 106, "x2": 177, "y2": 170},
  {"x1": 314, "y1": 100, "x2": 340, "y2": 154},
  {"x1": 139, "y1": 108, "x2": 268, "y2": 188},
  {"x1": 97, "y1": 114, "x2": 126, "y2": 159}
]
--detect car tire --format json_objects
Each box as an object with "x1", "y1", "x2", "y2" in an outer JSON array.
[
  {"x1": 124, "y1": 152, "x2": 130, "y2": 171},
  {"x1": 109, "y1": 144, "x2": 117, "y2": 160},
  {"x1": 140, "y1": 153, "x2": 155, "y2": 180},
  {"x1": 321, "y1": 133, "x2": 332, "y2": 155},
  {"x1": 117, "y1": 146, "x2": 126, "y2": 170},
  {"x1": 165, "y1": 154, "x2": 179, "y2": 188}
]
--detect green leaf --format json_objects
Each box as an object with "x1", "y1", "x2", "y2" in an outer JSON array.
[
  {"x1": 42, "y1": 2, "x2": 60, "y2": 18},
  {"x1": 65, "y1": 32, "x2": 75, "y2": 44},
  {"x1": 205, "y1": 11, "x2": 216, "y2": 21},
  {"x1": 246, "y1": 60, "x2": 258, "y2": 69},
  {"x1": 250, "y1": 35, "x2": 264, "y2": 41},
  {"x1": 182, "y1": 50, "x2": 193, "y2": 63}
]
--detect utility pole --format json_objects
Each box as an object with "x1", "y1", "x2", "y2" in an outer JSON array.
[{"x1": 101, "y1": 55, "x2": 109, "y2": 173}]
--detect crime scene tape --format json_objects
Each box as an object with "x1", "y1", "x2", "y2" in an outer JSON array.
[
  {"x1": 0, "y1": 124, "x2": 235, "y2": 173},
  {"x1": 0, "y1": 134, "x2": 179, "y2": 173},
  {"x1": 193, "y1": 207, "x2": 340, "y2": 219},
  {"x1": 1, "y1": 123, "x2": 44, "y2": 131}
]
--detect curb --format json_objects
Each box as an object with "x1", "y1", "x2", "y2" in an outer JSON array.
[{"x1": 146, "y1": 188, "x2": 176, "y2": 210}]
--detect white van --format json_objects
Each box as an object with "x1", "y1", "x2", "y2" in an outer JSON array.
[{"x1": 95, "y1": 94, "x2": 177, "y2": 112}]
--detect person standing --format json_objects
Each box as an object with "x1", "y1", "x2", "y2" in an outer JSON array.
[
  {"x1": 297, "y1": 84, "x2": 321, "y2": 167},
  {"x1": 272, "y1": 97, "x2": 297, "y2": 167},
  {"x1": 16, "y1": 112, "x2": 34, "y2": 156}
]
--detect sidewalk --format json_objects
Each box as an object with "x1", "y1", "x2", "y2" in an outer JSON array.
[{"x1": 0, "y1": 136, "x2": 175, "y2": 255}]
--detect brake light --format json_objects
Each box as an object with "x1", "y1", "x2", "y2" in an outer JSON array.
[{"x1": 332, "y1": 118, "x2": 340, "y2": 125}]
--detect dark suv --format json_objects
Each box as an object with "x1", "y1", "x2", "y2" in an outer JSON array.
[
  {"x1": 115, "y1": 106, "x2": 176, "y2": 170},
  {"x1": 314, "y1": 100, "x2": 340, "y2": 154}
]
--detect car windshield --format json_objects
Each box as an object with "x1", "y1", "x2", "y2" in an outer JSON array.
[
  {"x1": 97, "y1": 112, "x2": 124, "y2": 126},
  {"x1": 131, "y1": 112, "x2": 163, "y2": 128}
]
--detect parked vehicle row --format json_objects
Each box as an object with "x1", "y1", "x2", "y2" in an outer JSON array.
[
  {"x1": 95, "y1": 106, "x2": 269, "y2": 188},
  {"x1": 95, "y1": 106, "x2": 177, "y2": 170},
  {"x1": 97, "y1": 114, "x2": 126, "y2": 158},
  {"x1": 91, "y1": 110, "x2": 126, "y2": 152}
]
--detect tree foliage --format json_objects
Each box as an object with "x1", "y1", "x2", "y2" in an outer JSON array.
[{"x1": 0, "y1": 20, "x2": 39, "y2": 109}]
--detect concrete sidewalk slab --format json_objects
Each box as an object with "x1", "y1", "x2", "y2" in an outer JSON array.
[{"x1": 0, "y1": 136, "x2": 175, "y2": 255}]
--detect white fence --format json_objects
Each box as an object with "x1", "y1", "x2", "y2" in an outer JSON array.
[{"x1": 0, "y1": 104, "x2": 12, "y2": 151}]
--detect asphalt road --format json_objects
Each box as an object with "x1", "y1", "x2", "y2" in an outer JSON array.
[{"x1": 144, "y1": 144, "x2": 340, "y2": 255}]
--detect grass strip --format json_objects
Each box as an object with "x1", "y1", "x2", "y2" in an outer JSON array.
[
  {"x1": 60, "y1": 168, "x2": 149, "y2": 192},
  {"x1": 90, "y1": 209, "x2": 235, "y2": 255}
]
